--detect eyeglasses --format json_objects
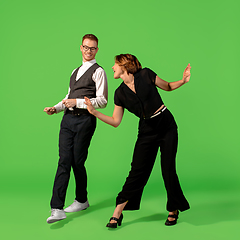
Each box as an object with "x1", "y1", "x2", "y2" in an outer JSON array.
[{"x1": 82, "y1": 45, "x2": 97, "y2": 52}]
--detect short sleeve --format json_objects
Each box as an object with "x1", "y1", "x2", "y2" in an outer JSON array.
[
  {"x1": 114, "y1": 88, "x2": 123, "y2": 107},
  {"x1": 146, "y1": 68, "x2": 157, "y2": 84}
]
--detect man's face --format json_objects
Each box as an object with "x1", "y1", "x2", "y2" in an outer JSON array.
[{"x1": 80, "y1": 39, "x2": 98, "y2": 62}]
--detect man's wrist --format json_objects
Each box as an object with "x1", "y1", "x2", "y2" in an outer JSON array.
[{"x1": 76, "y1": 98, "x2": 87, "y2": 109}]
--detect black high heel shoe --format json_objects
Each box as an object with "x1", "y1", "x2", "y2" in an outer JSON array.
[
  {"x1": 165, "y1": 210, "x2": 179, "y2": 226},
  {"x1": 106, "y1": 213, "x2": 123, "y2": 228}
]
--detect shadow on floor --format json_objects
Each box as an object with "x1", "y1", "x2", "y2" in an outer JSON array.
[
  {"x1": 50, "y1": 198, "x2": 113, "y2": 229},
  {"x1": 120, "y1": 213, "x2": 166, "y2": 229},
  {"x1": 181, "y1": 198, "x2": 240, "y2": 226}
]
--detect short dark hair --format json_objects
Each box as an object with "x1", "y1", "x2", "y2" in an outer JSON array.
[
  {"x1": 82, "y1": 34, "x2": 98, "y2": 46},
  {"x1": 115, "y1": 54, "x2": 142, "y2": 74}
]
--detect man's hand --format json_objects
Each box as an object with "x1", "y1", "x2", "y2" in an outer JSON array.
[
  {"x1": 44, "y1": 107, "x2": 56, "y2": 115},
  {"x1": 62, "y1": 99, "x2": 76, "y2": 108},
  {"x1": 84, "y1": 97, "x2": 96, "y2": 115},
  {"x1": 182, "y1": 63, "x2": 191, "y2": 84}
]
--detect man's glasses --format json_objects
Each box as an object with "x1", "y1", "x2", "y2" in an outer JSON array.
[{"x1": 82, "y1": 45, "x2": 97, "y2": 52}]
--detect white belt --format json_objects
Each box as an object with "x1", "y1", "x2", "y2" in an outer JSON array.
[{"x1": 150, "y1": 106, "x2": 167, "y2": 119}]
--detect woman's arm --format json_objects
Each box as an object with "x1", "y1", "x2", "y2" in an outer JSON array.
[
  {"x1": 84, "y1": 97, "x2": 124, "y2": 128},
  {"x1": 155, "y1": 64, "x2": 191, "y2": 91}
]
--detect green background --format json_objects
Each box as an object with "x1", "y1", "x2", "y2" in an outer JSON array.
[{"x1": 1, "y1": 0, "x2": 239, "y2": 239}]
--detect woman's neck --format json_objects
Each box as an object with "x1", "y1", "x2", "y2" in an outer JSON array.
[
  {"x1": 121, "y1": 72, "x2": 134, "y2": 84},
  {"x1": 121, "y1": 72, "x2": 136, "y2": 93}
]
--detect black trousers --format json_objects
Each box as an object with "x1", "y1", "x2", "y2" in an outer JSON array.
[
  {"x1": 116, "y1": 109, "x2": 190, "y2": 212},
  {"x1": 50, "y1": 113, "x2": 96, "y2": 209}
]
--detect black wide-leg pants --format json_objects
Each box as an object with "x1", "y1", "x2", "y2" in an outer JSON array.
[
  {"x1": 116, "y1": 109, "x2": 190, "y2": 212},
  {"x1": 50, "y1": 113, "x2": 96, "y2": 209}
]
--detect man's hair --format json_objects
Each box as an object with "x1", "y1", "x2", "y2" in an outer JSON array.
[
  {"x1": 115, "y1": 54, "x2": 142, "y2": 74},
  {"x1": 82, "y1": 34, "x2": 98, "y2": 45}
]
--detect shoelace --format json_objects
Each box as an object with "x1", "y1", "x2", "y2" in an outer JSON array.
[
  {"x1": 66, "y1": 200, "x2": 77, "y2": 207},
  {"x1": 50, "y1": 209, "x2": 60, "y2": 216}
]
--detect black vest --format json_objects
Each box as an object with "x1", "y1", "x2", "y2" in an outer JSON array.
[
  {"x1": 68, "y1": 63, "x2": 100, "y2": 99},
  {"x1": 64, "y1": 63, "x2": 100, "y2": 115}
]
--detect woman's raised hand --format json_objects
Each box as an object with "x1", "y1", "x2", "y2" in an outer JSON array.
[
  {"x1": 84, "y1": 97, "x2": 96, "y2": 115},
  {"x1": 183, "y1": 64, "x2": 191, "y2": 83}
]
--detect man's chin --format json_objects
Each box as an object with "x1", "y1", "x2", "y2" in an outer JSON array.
[{"x1": 84, "y1": 57, "x2": 94, "y2": 62}]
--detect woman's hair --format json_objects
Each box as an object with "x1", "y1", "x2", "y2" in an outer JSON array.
[{"x1": 115, "y1": 54, "x2": 142, "y2": 74}]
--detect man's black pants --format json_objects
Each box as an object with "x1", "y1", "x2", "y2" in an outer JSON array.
[{"x1": 50, "y1": 113, "x2": 96, "y2": 209}]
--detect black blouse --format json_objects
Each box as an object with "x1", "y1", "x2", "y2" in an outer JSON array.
[{"x1": 114, "y1": 68, "x2": 164, "y2": 119}]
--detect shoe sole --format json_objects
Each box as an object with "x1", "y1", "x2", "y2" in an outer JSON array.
[{"x1": 47, "y1": 217, "x2": 66, "y2": 224}]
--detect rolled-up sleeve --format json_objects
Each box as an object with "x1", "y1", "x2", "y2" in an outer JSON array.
[{"x1": 54, "y1": 88, "x2": 70, "y2": 113}]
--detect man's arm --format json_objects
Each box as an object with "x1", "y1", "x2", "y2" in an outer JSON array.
[
  {"x1": 44, "y1": 107, "x2": 56, "y2": 115},
  {"x1": 53, "y1": 88, "x2": 71, "y2": 113},
  {"x1": 43, "y1": 89, "x2": 70, "y2": 115},
  {"x1": 53, "y1": 67, "x2": 108, "y2": 111},
  {"x1": 155, "y1": 64, "x2": 191, "y2": 91}
]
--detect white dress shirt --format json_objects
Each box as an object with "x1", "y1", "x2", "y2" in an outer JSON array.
[{"x1": 54, "y1": 59, "x2": 108, "y2": 113}]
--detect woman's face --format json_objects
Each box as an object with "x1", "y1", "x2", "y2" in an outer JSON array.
[{"x1": 112, "y1": 62, "x2": 125, "y2": 79}]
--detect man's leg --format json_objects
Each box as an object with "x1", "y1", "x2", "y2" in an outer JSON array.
[
  {"x1": 47, "y1": 114, "x2": 75, "y2": 223},
  {"x1": 64, "y1": 114, "x2": 96, "y2": 212}
]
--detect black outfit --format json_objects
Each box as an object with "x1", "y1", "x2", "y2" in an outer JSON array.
[
  {"x1": 50, "y1": 63, "x2": 100, "y2": 209},
  {"x1": 114, "y1": 68, "x2": 190, "y2": 212}
]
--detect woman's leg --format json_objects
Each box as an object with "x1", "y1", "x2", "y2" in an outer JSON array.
[
  {"x1": 116, "y1": 133, "x2": 159, "y2": 210},
  {"x1": 159, "y1": 126, "x2": 190, "y2": 214},
  {"x1": 109, "y1": 201, "x2": 128, "y2": 223}
]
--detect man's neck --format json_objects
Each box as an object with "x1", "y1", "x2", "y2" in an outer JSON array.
[{"x1": 82, "y1": 59, "x2": 96, "y2": 64}]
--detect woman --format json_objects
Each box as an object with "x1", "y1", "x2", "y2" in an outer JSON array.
[{"x1": 84, "y1": 54, "x2": 191, "y2": 227}]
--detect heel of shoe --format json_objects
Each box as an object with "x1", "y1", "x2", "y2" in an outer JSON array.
[
  {"x1": 106, "y1": 213, "x2": 123, "y2": 228},
  {"x1": 117, "y1": 214, "x2": 123, "y2": 226}
]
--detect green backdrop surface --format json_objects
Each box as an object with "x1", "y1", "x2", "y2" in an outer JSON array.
[{"x1": 0, "y1": 0, "x2": 239, "y2": 239}]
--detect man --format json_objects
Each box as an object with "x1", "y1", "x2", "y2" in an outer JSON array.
[{"x1": 44, "y1": 34, "x2": 108, "y2": 224}]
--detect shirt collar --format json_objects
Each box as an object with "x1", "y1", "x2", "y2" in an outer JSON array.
[{"x1": 82, "y1": 59, "x2": 96, "y2": 66}]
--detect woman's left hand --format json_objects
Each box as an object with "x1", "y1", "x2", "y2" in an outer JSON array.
[
  {"x1": 183, "y1": 63, "x2": 191, "y2": 83},
  {"x1": 84, "y1": 97, "x2": 96, "y2": 115}
]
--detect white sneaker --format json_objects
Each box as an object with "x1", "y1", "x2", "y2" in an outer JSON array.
[
  {"x1": 64, "y1": 200, "x2": 89, "y2": 213},
  {"x1": 47, "y1": 209, "x2": 66, "y2": 224}
]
